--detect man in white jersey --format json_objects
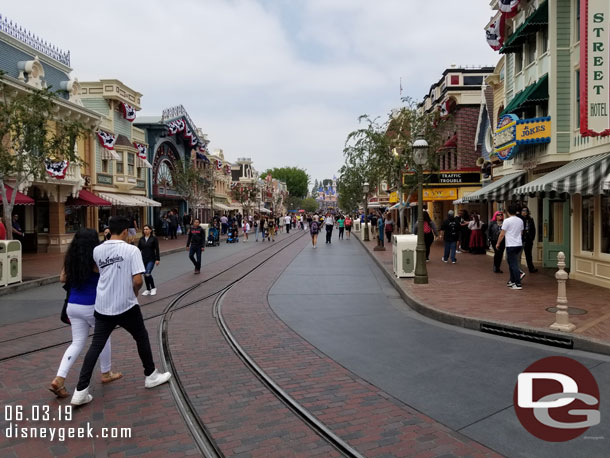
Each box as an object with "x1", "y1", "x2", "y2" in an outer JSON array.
[
  {"x1": 496, "y1": 204, "x2": 524, "y2": 290},
  {"x1": 71, "y1": 216, "x2": 171, "y2": 405}
]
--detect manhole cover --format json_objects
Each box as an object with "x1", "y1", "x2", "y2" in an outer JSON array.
[{"x1": 545, "y1": 307, "x2": 588, "y2": 315}]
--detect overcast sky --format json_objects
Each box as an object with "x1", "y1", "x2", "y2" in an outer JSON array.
[{"x1": 3, "y1": 1, "x2": 498, "y2": 183}]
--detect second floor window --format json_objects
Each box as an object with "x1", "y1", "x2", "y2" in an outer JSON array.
[
  {"x1": 102, "y1": 159, "x2": 108, "y2": 173},
  {"x1": 515, "y1": 50, "x2": 523, "y2": 73},
  {"x1": 526, "y1": 34, "x2": 537, "y2": 66},
  {"x1": 128, "y1": 153, "x2": 135, "y2": 176},
  {"x1": 116, "y1": 154, "x2": 124, "y2": 174}
]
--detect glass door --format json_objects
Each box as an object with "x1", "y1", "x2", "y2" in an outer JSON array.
[{"x1": 542, "y1": 198, "x2": 571, "y2": 269}]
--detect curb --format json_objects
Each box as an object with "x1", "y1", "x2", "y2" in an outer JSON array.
[
  {"x1": 353, "y1": 232, "x2": 610, "y2": 357},
  {"x1": 0, "y1": 246, "x2": 186, "y2": 297}
]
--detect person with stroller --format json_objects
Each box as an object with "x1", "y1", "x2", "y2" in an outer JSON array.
[{"x1": 186, "y1": 218, "x2": 205, "y2": 274}]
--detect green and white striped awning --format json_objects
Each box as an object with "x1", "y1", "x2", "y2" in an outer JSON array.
[
  {"x1": 513, "y1": 154, "x2": 610, "y2": 196},
  {"x1": 462, "y1": 171, "x2": 526, "y2": 202}
]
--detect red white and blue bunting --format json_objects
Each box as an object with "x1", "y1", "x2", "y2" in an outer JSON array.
[
  {"x1": 216, "y1": 159, "x2": 223, "y2": 170},
  {"x1": 120, "y1": 102, "x2": 136, "y2": 122},
  {"x1": 225, "y1": 164, "x2": 232, "y2": 175},
  {"x1": 498, "y1": 0, "x2": 520, "y2": 14},
  {"x1": 133, "y1": 142, "x2": 148, "y2": 159},
  {"x1": 486, "y1": 12, "x2": 505, "y2": 51},
  {"x1": 97, "y1": 130, "x2": 116, "y2": 150},
  {"x1": 44, "y1": 159, "x2": 69, "y2": 179},
  {"x1": 167, "y1": 118, "x2": 186, "y2": 136},
  {"x1": 439, "y1": 98, "x2": 454, "y2": 118}
]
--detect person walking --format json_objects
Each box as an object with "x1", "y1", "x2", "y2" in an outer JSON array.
[
  {"x1": 49, "y1": 229, "x2": 121, "y2": 399},
  {"x1": 267, "y1": 216, "x2": 276, "y2": 242},
  {"x1": 284, "y1": 214, "x2": 291, "y2": 234},
  {"x1": 457, "y1": 209, "x2": 470, "y2": 254},
  {"x1": 468, "y1": 213, "x2": 486, "y2": 254},
  {"x1": 496, "y1": 205, "x2": 524, "y2": 290},
  {"x1": 161, "y1": 213, "x2": 169, "y2": 240},
  {"x1": 127, "y1": 214, "x2": 138, "y2": 245},
  {"x1": 186, "y1": 218, "x2": 205, "y2": 274},
  {"x1": 440, "y1": 210, "x2": 460, "y2": 264},
  {"x1": 324, "y1": 212, "x2": 335, "y2": 244},
  {"x1": 521, "y1": 207, "x2": 538, "y2": 273},
  {"x1": 487, "y1": 211, "x2": 505, "y2": 273},
  {"x1": 310, "y1": 214, "x2": 320, "y2": 248},
  {"x1": 253, "y1": 214, "x2": 260, "y2": 242},
  {"x1": 414, "y1": 211, "x2": 438, "y2": 261},
  {"x1": 384, "y1": 212, "x2": 394, "y2": 243},
  {"x1": 183, "y1": 211, "x2": 192, "y2": 236},
  {"x1": 337, "y1": 214, "x2": 345, "y2": 240},
  {"x1": 138, "y1": 224, "x2": 160, "y2": 296},
  {"x1": 243, "y1": 219, "x2": 250, "y2": 241},
  {"x1": 344, "y1": 215, "x2": 352, "y2": 239},
  {"x1": 377, "y1": 211, "x2": 385, "y2": 247},
  {"x1": 71, "y1": 217, "x2": 171, "y2": 406},
  {"x1": 169, "y1": 210, "x2": 179, "y2": 240}
]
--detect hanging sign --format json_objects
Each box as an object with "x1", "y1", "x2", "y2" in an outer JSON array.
[
  {"x1": 515, "y1": 117, "x2": 552, "y2": 144},
  {"x1": 422, "y1": 188, "x2": 458, "y2": 201},
  {"x1": 580, "y1": 0, "x2": 610, "y2": 136},
  {"x1": 45, "y1": 159, "x2": 69, "y2": 179},
  {"x1": 494, "y1": 114, "x2": 519, "y2": 160}
]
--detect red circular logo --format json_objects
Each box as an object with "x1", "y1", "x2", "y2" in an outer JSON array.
[{"x1": 514, "y1": 356, "x2": 600, "y2": 442}]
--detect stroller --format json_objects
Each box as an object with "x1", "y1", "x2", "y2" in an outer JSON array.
[
  {"x1": 207, "y1": 227, "x2": 220, "y2": 247},
  {"x1": 226, "y1": 225, "x2": 239, "y2": 243}
]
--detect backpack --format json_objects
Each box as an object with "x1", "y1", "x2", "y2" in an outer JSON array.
[
  {"x1": 423, "y1": 221, "x2": 432, "y2": 234},
  {"x1": 447, "y1": 218, "x2": 459, "y2": 239},
  {"x1": 311, "y1": 221, "x2": 319, "y2": 234}
]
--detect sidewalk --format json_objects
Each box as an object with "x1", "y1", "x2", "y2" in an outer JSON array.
[
  {"x1": 354, "y1": 230, "x2": 610, "y2": 354},
  {"x1": 1, "y1": 236, "x2": 191, "y2": 296}
]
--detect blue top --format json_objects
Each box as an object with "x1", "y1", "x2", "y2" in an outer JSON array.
[{"x1": 68, "y1": 272, "x2": 99, "y2": 306}]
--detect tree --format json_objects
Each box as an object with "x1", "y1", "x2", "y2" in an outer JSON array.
[
  {"x1": 263, "y1": 166, "x2": 309, "y2": 198},
  {"x1": 173, "y1": 163, "x2": 208, "y2": 214},
  {"x1": 230, "y1": 182, "x2": 258, "y2": 215},
  {"x1": 0, "y1": 81, "x2": 88, "y2": 239},
  {"x1": 300, "y1": 197, "x2": 318, "y2": 213}
]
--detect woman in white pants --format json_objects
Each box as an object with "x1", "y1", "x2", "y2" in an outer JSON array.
[{"x1": 49, "y1": 229, "x2": 122, "y2": 398}]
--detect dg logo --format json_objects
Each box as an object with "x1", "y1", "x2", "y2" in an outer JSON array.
[{"x1": 514, "y1": 356, "x2": 601, "y2": 441}]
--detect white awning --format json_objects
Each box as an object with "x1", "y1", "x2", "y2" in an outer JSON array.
[
  {"x1": 97, "y1": 192, "x2": 159, "y2": 207},
  {"x1": 131, "y1": 195, "x2": 161, "y2": 207},
  {"x1": 462, "y1": 171, "x2": 526, "y2": 202},
  {"x1": 213, "y1": 202, "x2": 231, "y2": 211},
  {"x1": 136, "y1": 157, "x2": 153, "y2": 169},
  {"x1": 259, "y1": 207, "x2": 271, "y2": 213},
  {"x1": 101, "y1": 149, "x2": 121, "y2": 161}
]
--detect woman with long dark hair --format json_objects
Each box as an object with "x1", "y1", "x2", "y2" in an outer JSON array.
[
  {"x1": 138, "y1": 224, "x2": 160, "y2": 295},
  {"x1": 468, "y1": 212, "x2": 486, "y2": 254},
  {"x1": 49, "y1": 229, "x2": 121, "y2": 398}
]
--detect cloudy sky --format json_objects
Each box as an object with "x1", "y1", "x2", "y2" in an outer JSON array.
[{"x1": 3, "y1": 1, "x2": 498, "y2": 183}]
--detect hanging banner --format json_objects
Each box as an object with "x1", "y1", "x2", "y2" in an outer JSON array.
[
  {"x1": 120, "y1": 102, "x2": 136, "y2": 122},
  {"x1": 216, "y1": 159, "x2": 223, "y2": 170},
  {"x1": 494, "y1": 114, "x2": 519, "y2": 160},
  {"x1": 486, "y1": 12, "x2": 505, "y2": 51},
  {"x1": 44, "y1": 159, "x2": 69, "y2": 179},
  {"x1": 498, "y1": 0, "x2": 520, "y2": 15},
  {"x1": 580, "y1": 0, "x2": 610, "y2": 137},
  {"x1": 225, "y1": 164, "x2": 232, "y2": 175},
  {"x1": 97, "y1": 130, "x2": 116, "y2": 150}
]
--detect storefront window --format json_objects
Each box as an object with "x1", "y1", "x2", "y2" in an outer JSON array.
[
  {"x1": 98, "y1": 207, "x2": 143, "y2": 234},
  {"x1": 36, "y1": 201, "x2": 50, "y2": 233},
  {"x1": 102, "y1": 159, "x2": 109, "y2": 173},
  {"x1": 128, "y1": 153, "x2": 135, "y2": 176},
  {"x1": 537, "y1": 197, "x2": 543, "y2": 242},
  {"x1": 602, "y1": 196, "x2": 610, "y2": 254},
  {"x1": 65, "y1": 206, "x2": 86, "y2": 233},
  {"x1": 582, "y1": 196, "x2": 594, "y2": 252}
]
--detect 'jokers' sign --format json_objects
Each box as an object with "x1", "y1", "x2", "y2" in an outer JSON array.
[{"x1": 580, "y1": 0, "x2": 610, "y2": 136}]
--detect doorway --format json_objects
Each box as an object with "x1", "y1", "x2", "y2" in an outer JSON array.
[{"x1": 542, "y1": 198, "x2": 570, "y2": 269}]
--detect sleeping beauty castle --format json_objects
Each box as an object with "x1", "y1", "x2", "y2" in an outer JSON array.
[{"x1": 316, "y1": 177, "x2": 338, "y2": 213}]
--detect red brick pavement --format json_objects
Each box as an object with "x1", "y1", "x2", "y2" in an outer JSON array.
[
  {"x1": 355, "y1": 232, "x2": 610, "y2": 352},
  {"x1": 220, "y1": 235, "x2": 500, "y2": 457}
]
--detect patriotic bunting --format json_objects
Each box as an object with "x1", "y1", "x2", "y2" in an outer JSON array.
[
  {"x1": 44, "y1": 159, "x2": 69, "y2": 179},
  {"x1": 97, "y1": 130, "x2": 116, "y2": 150},
  {"x1": 216, "y1": 159, "x2": 223, "y2": 170},
  {"x1": 439, "y1": 98, "x2": 454, "y2": 118},
  {"x1": 225, "y1": 164, "x2": 232, "y2": 175},
  {"x1": 133, "y1": 142, "x2": 148, "y2": 159},
  {"x1": 498, "y1": 0, "x2": 520, "y2": 15},
  {"x1": 120, "y1": 102, "x2": 136, "y2": 122},
  {"x1": 167, "y1": 119, "x2": 186, "y2": 136},
  {"x1": 486, "y1": 12, "x2": 505, "y2": 51}
]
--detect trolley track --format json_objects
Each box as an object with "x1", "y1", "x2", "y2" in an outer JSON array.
[
  {"x1": 0, "y1": 231, "x2": 305, "y2": 363},
  {"x1": 159, "y1": 231, "x2": 364, "y2": 458}
]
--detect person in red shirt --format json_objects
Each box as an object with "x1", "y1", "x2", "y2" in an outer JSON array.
[{"x1": 0, "y1": 217, "x2": 6, "y2": 240}]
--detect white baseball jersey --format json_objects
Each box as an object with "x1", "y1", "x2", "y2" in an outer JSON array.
[{"x1": 93, "y1": 240, "x2": 145, "y2": 315}]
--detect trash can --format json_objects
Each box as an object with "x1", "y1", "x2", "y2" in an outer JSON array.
[
  {"x1": 354, "y1": 219, "x2": 361, "y2": 232},
  {"x1": 0, "y1": 241, "x2": 8, "y2": 287},
  {"x1": 393, "y1": 234, "x2": 417, "y2": 278},
  {"x1": 5, "y1": 240, "x2": 22, "y2": 285}
]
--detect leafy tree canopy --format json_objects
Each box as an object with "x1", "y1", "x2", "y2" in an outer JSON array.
[{"x1": 263, "y1": 166, "x2": 309, "y2": 198}]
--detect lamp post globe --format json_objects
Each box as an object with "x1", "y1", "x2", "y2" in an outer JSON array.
[
  {"x1": 413, "y1": 137, "x2": 429, "y2": 285},
  {"x1": 363, "y1": 182, "x2": 370, "y2": 241}
]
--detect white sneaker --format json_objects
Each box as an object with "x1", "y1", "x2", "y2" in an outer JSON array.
[
  {"x1": 145, "y1": 369, "x2": 171, "y2": 388},
  {"x1": 71, "y1": 386, "x2": 93, "y2": 406},
  {"x1": 142, "y1": 290, "x2": 151, "y2": 296},
  {"x1": 150, "y1": 288, "x2": 157, "y2": 296}
]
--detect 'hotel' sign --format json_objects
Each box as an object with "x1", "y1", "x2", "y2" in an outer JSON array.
[{"x1": 581, "y1": 0, "x2": 610, "y2": 136}]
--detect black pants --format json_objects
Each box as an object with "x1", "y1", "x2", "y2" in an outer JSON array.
[
  {"x1": 189, "y1": 246, "x2": 202, "y2": 270},
  {"x1": 385, "y1": 231, "x2": 392, "y2": 243},
  {"x1": 424, "y1": 232, "x2": 434, "y2": 260},
  {"x1": 338, "y1": 227, "x2": 344, "y2": 239},
  {"x1": 286, "y1": 224, "x2": 290, "y2": 234},
  {"x1": 77, "y1": 305, "x2": 155, "y2": 390},
  {"x1": 492, "y1": 240, "x2": 505, "y2": 272},
  {"x1": 524, "y1": 240, "x2": 536, "y2": 271},
  {"x1": 169, "y1": 224, "x2": 178, "y2": 239},
  {"x1": 325, "y1": 225, "x2": 333, "y2": 243}
]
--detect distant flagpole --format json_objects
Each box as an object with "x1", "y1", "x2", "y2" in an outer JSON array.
[{"x1": 400, "y1": 77, "x2": 403, "y2": 98}]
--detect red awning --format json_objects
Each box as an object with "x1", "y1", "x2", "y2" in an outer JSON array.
[
  {"x1": 1, "y1": 185, "x2": 35, "y2": 205},
  {"x1": 65, "y1": 189, "x2": 112, "y2": 207}
]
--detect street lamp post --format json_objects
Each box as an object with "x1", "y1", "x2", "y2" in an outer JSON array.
[
  {"x1": 412, "y1": 137, "x2": 429, "y2": 285},
  {"x1": 363, "y1": 182, "x2": 370, "y2": 241}
]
